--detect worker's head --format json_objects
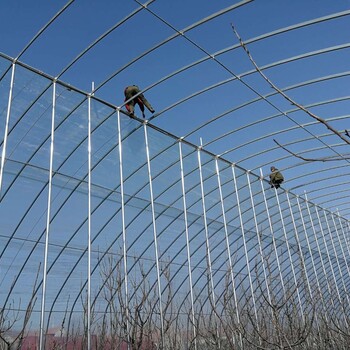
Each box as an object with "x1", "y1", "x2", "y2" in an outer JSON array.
[{"x1": 270, "y1": 166, "x2": 276, "y2": 172}]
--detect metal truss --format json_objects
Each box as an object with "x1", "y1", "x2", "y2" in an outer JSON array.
[{"x1": 0, "y1": 1, "x2": 350, "y2": 349}]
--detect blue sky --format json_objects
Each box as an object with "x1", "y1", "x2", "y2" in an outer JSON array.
[
  {"x1": 1, "y1": 0, "x2": 350, "y2": 333},
  {"x1": 0, "y1": 0, "x2": 350, "y2": 207}
]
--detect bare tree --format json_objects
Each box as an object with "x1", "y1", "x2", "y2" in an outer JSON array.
[
  {"x1": 100, "y1": 254, "x2": 164, "y2": 349},
  {"x1": 0, "y1": 264, "x2": 39, "y2": 350},
  {"x1": 212, "y1": 250, "x2": 317, "y2": 350}
]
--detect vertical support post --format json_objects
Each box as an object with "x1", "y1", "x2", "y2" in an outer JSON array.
[
  {"x1": 286, "y1": 191, "x2": 312, "y2": 324},
  {"x1": 336, "y1": 211, "x2": 350, "y2": 316},
  {"x1": 117, "y1": 109, "x2": 130, "y2": 348},
  {"x1": 336, "y1": 211, "x2": 350, "y2": 269},
  {"x1": 329, "y1": 212, "x2": 350, "y2": 282},
  {"x1": 274, "y1": 183, "x2": 304, "y2": 317},
  {"x1": 303, "y1": 192, "x2": 333, "y2": 307},
  {"x1": 143, "y1": 122, "x2": 164, "y2": 347},
  {"x1": 216, "y1": 159, "x2": 237, "y2": 306},
  {"x1": 197, "y1": 146, "x2": 216, "y2": 308},
  {"x1": 0, "y1": 62, "x2": 16, "y2": 195},
  {"x1": 246, "y1": 171, "x2": 272, "y2": 307},
  {"x1": 322, "y1": 210, "x2": 350, "y2": 309},
  {"x1": 314, "y1": 204, "x2": 342, "y2": 303},
  {"x1": 39, "y1": 80, "x2": 56, "y2": 350},
  {"x1": 259, "y1": 168, "x2": 286, "y2": 294},
  {"x1": 178, "y1": 140, "x2": 197, "y2": 350},
  {"x1": 295, "y1": 196, "x2": 325, "y2": 313},
  {"x1": 232, "y1": 168, "x2": 258, "y2": 321},
  {"x1": 216, "y1": 159, "x2": 240, "y2": 347},
  {"x1": 273, "y1": 186, "x2": 304, "y2": 316},
  {"x1": 87, "y1": 86, "x2": 92, "y2": 350},
  {"x1": 197, "y1": 145, "x2": 221, "y2": 347}
]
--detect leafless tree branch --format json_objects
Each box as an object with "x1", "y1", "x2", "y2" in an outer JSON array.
[
  {"x1": 230, "y1": 23, "x2": 350, "y2": 149},
  {"x1": 273, "y1": 139, "x2": 350, "y2": 162}
]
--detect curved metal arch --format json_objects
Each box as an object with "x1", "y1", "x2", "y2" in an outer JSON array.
[
  {"x1": 2, "y1": 9, "x2": 347, "y2": 109},
  {"x1": 220, "y1": 113, "x2": 349, "y2": 161},
  {"x1": 99, "y1": 0, "x2": 253, "y2": 96},
  {"x1": 124, "y1": 45, "x2": 350, "y2": 127},
  {"x1": 0, "y1": 1, "x2": 74, "y2": 92},
  {"x1": 249, "y1": 142, "x2": 350, "y2": 190},
  {"x1": 2, "y1": 7, "x2": 348, "y2": 116},
  {"x1": 289, "y1": 161, "x2": 350, "y2": 185},
  {"x1": 291, "y1": 171, "x2": 350, "y2": 195},
  {"x1": 308, "y1": 181, "x2": 350, "y2": 202},
  {"x1": 319, "y1": 195, "x2": 350, "y2": 210},
  {"x1": 57, "y1": 0, "x2": 156, "y2": 79},
  {"x1": 106, "y1": 7, "x2": 350, "y2": 120},
  {"x1": 338, "y1": 207, "x2": 350, "y2": 217},
  {"x1": 152, "y1": 71, "x2": 349, "y2": 145},
  {"x1": 17, "y1": 1, "x2": 76, "y2": 61},
  {"x1": 17, "y1": 152, "x2": 344, "y2": 334},
  {"x1": 252, "y1": 131, "x2": 350, "y2": 172},
  {"x1": 0, "y1": 2, "x2": 350, "y2": 342},
  {"x1": 145, "y1": 11, "x2": 350, "y2": 122},
  {"x1": 184, "y1": 59, "x2": 350, "y2": 142},
  {"x1": 328, "y1": 205, "x2": 350, "y2": 219},
  {"x1": 199, "y1": 83, "x2": 350, "y2": 150},
  {"x1": 240, "y1": 128, "x2": 350, "y2": 191},
  {"x1": 239, "y1": 137, "x2": 347, "y2": 172},
  {"x1": 2, "y1": 7, "x2": 348, "y2": 202}
]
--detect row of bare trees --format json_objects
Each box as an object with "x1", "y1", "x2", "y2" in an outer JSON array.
[
  {"x1": 2, "y1": 252, "x2": 350, "y2": 349},
  {"x1": 85, "y1": 253, "x2": 350, "y2": 349}
]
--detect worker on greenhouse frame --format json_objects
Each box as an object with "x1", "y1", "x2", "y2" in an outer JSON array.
[
  {"x1": 269, "y1": 166, "x2": 284, "y2": 189},
  {"x1": 124, "y1": 85, "x2": 155, "y2": 118}
]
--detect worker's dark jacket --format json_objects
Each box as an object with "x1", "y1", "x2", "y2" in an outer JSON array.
[
  {"x1": 269, "y1": 170, "x2": 284, "y2": 185},
  {"x1": 124, "y1": 85, "x2": 153, "y2": 114}
]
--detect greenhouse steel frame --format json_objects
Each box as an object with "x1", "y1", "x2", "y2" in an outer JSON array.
[
  {"x1": 1, "y1": 1, "x2": 350, "y2": 349},
  {"x1": 1, "y1": 56, "x2": 350, "y2": 349}
]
